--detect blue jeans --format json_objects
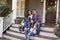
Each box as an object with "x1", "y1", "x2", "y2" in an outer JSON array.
[
  {"x1": 19, "y1": 26, "x2": 22, "y2": 31},
  {"x1": 36, "y1": 23, "x2": 40, "y2": 35},
  {"x1": 25, "y1": 29, "x2": 35, "y2": 40},
  {"x1": 22, "y1": 25, "x2": 26, "y2": 31},
  {"x1": 22, "y1": 21, "x2": 29, "y2": 31}
]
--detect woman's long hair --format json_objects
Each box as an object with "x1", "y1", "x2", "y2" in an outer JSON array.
[{"x1": 27, "y1": 10, "x2": 32, "y2": 17}]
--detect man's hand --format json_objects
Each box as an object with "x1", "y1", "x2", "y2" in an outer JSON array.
[{"x1": 28, "y1": 32, "x2": 31, "y2": 35}]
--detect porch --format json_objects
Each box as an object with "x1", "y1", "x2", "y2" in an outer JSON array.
[{"x1": 0, "y1": 0, "x2": 60, "y2": 40}]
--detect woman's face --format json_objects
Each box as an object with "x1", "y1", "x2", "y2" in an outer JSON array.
[
  {"x1": 28, "y1": 11, "x2": 32, "y2": 15},
  {"x1": 32, "y1": 10, "x2": 37, "y2": 14},
  {"x1": 31, "y1": 19, "x2": 34, "y2": 24}
]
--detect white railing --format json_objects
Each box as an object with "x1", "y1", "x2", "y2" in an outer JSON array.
[
  {"x1": 0, "y1": 17, "x2": 4, "y2": 37},
  {"x1": 0, "y1": 13, "x2": 13, "y2": 37},
  {"x1": 3, "y1": 13, "x2": 13, "y2": 32}
]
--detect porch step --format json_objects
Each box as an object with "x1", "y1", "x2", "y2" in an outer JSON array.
[
  {"x1": 3, "y1": 23, "x2": 58, "y2": 40},
  {"x1": 3, "y1": 34, "x2": 22, "y2": 40},
  {"x1": 10, "y1": 24, "x2": 57, "y2": 38},
  {"x1": 9, "y1": 27, "x2": 57, "y2": 39},
  {"x1": 0, "y1": 37, "x2": 10, "y2": 40},
  {"x1": 11, "y1": 24, "x2": 54, "y2": 33},
  {"x1": 5, "y1": 30, "x2": 56, "y2": 40}
]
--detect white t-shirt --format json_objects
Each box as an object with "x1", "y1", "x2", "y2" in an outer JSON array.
[
  {"x1": 28, "y1": 15, "x2": 33, "y2": 19},
  {"x1": 30, "y1": 28, "x2": 36, "y2": 34}
]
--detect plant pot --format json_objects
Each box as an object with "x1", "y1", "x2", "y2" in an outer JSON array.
[{"x1": 15, "y1": 19, "x2": 20, "y2": 24}]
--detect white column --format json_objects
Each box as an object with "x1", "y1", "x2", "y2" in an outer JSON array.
[
  {"x1": 56, "y1": 0, "x2": 59, "y2": 22},
  {"x1": 12, "y1": 0, "x2": 17, "y2": 23},
  {"x1": 0, "y1": 17, "x2": 4, "y2": 37},
  {"x1": 42, "y1": 0, "x2": 46, "y2": 23}
]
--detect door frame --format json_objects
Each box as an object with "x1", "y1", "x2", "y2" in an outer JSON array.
[{"x1": 42, "y1": 0, "x2": 59, "y2": 24}]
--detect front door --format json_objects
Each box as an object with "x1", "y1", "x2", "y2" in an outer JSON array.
[{"x1": 45, "y1": 0, "x2": 57, "y2": 26}]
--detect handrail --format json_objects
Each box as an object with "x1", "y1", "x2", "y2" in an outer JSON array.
[{"x1": 3, "y1": 13, "x2": 12, "y2": 32}]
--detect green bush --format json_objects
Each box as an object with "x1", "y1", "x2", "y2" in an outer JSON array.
[
  {"x1": 55, "y1": 18, "x2": 60, "y2": 38},
  {"x1": 0, "y1": 3, "x2": 12, "y2": 17}
]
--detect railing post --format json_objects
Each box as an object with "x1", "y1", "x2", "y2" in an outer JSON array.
[{"x1": 0, "y1": 17, "x2": 4, "y2": 37}]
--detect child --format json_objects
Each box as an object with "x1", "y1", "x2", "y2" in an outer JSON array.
[
  {"x1": 19, "y1": 19, "x2": 25, "y2": 32},
  {"x1": 25, "y1": 19, "x2": 38, "y2": 40}
]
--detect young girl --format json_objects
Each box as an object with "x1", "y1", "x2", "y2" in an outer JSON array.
[{"x1": 25, "y1": 19, "x2": 37, "y2": 40}]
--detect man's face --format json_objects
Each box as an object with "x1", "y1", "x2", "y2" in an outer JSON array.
[{"x1": 32, "y1": 10, "x2": 36, "y2": 14}]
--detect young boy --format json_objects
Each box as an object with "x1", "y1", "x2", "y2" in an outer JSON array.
[{"x1": 19, "y1": 18, "x2": 29, "y2": 33}]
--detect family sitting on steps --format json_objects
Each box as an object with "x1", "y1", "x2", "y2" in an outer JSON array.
[{"x1": 19, "y1": 9, "x2": 41, "y2": 40}]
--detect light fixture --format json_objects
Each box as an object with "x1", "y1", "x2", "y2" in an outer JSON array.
[{"x1": 40, "y1": 0, "x2": 44, "y2": 3}]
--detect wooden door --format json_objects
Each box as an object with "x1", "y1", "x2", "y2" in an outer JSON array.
[{"x1": 45, "y1": 0, "x2": 57, "y2": 26}]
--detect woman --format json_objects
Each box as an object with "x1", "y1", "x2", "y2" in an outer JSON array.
[
  {"x1": 25, "y1": 19, "x2": 37, "y2": 40},
  {"x1": 27, "y1": 10, "x2": 33, "y2": 21}
]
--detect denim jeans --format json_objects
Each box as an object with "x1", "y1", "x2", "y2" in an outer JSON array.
[
  {"x1": 36, "y1": 23, "x2": 40, "y2": 35},
  {"x1": 25, "y1": 29, "x2": 35, "y2": 40},
  {"x1": 19, "y1": 26, "x2": 22, "y2": 31}
]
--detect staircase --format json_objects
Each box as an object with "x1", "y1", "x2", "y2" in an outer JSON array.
[{"x1": 3, "y1": 23, "x2": 58, "y2": 40}]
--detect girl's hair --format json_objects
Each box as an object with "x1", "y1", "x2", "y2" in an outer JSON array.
[
  {"x1": 27, "y1": 10, "x2": 32, "y2": 17},
  {"x1": 30, "y1": 19, "x2": 35, "y2": 28}
]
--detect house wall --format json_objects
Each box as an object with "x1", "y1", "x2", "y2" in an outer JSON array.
[
  {"x1": 0, "y1": 0, "x2": 6, "y2": 3},
  {"x1": 28, "y1": 0, "x2": 43, "y2": 22},
  {"x1": 6, "y1": 0, "x2": 12, "y2": 9}
]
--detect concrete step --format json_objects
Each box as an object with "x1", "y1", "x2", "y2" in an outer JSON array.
[
  {"x1": 12, "y1": 24, "x2": 21, "y2": 27},
  {"x1": 3, "y1": 34, "x2": 22, "y2": 40},
  {"x1": 9, "y1": 27, "x2": 57, "y2": 38},
  {"x1": 0, "y1": 37, "x2": 10, "y2": 40},
  {"x1": 10, "y1": 26, "x2": 54, "y2": 33},
  {"x1": 6, "y1": 30, "x2": 57, "y2": 40},
  {"x1": 6, "y1": 30, "x2": 53, "y2": 40}
]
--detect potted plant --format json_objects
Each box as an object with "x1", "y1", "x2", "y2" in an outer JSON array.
[
  {"x1": 0, "y1": 3, "x2": 12, "y2": 17},
  {"x1": 54, "y1": 18, "x2": 60, "y2": 40}
]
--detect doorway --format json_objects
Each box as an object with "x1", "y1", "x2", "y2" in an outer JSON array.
[{"x1": 45, "y1": 0, "x2": 57, "y2": 26}]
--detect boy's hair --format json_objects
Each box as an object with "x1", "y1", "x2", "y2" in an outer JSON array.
[{"x1": 32, "y1": 9, "x2": 37, "y2": 11}]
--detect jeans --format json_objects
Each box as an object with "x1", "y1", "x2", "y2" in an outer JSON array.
[
  {"x1": 19, "y1": 26, "x2": 22, "y2": 31},
  {"x1": 22, "y1": 21, "x2": 29, "y2": 31},
  {"x1": 25, "y1": 29, "x2": 35, "y2": 40},
  {"x1": 36, "y1": 23, "x2": 40, "y2": 35}
]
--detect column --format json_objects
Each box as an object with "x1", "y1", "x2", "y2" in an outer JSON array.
[
  {"x1": 12, "y1": 0, "x2": 17, "y2": 23},
  {"x1": 42, "y1": 0, "x2": 46, "y2": 23},
  {"x1": 56, "y1": 0, "x2": 59, "y2": 22}
]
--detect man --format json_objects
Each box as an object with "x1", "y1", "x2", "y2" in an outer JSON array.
[{"x1": 32, "y1": 9, "x2": 41, "y2": 35}]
